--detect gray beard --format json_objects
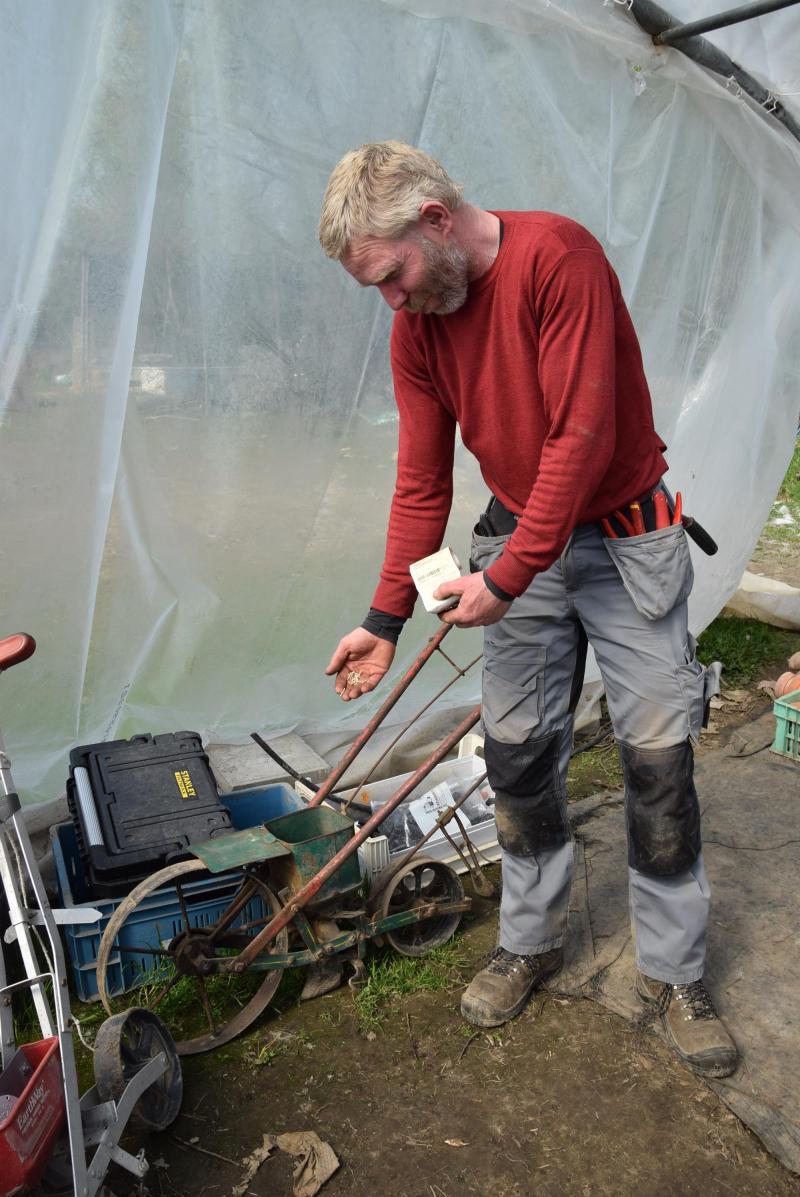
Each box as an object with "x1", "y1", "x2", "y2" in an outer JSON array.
[{"x1": 417, "y1": 237, "x2": 470, "y2": 315}]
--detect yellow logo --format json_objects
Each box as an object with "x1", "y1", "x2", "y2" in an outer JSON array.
[{"x1": 174, "y1": 769, "x2": 197, "y2": 799}]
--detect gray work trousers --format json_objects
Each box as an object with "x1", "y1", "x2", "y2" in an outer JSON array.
[{"x1": 472, "y1": 519, "x2": 719, "y2": 985}]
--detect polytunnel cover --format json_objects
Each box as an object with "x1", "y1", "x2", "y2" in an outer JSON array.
[{"x1": 0, "y1": 0, "x2": 799, "y2": 802}]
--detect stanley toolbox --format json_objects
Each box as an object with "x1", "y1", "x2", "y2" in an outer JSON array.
[{"x1": 67, "y1": 731, "x2": 232, "y2": 897}]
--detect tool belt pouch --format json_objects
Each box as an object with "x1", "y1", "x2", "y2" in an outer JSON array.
[{"x1": 602, "y1": 523, "x2": 694, "y2": 621}]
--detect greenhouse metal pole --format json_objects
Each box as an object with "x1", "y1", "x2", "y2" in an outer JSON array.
[
  {"x1": 655, "y1": 0, "x2": 800, "y2": 45},
  {"x1": 630, "y1": 0, "x2": 800, "y2": 143}
]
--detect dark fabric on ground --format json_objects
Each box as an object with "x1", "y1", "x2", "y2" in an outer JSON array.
[{"x1": 554, "y1": 732, "x2": 800, "y2": 1173}]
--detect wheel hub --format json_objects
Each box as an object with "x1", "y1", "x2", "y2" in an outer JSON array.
[{"x1": 172, "y1": 929, "x2": 217, "y2": 977}]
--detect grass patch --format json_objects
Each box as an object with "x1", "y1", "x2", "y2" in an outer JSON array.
[
  {"x1": 697, "y1": 615, "x2": 794, "y2": 686},
  {"x1": 11, "y1": 984, "x2": 109, "y2": 1094},
  {"x1": 97, "y1": 956, "x2": 307, "y2": 1042},
  {"x1": 12, "y1": 984, "x2": 57, "y2": 1045},
  {"x1": 755, "y1": 438, "x2": 800, "y2": 549},
  {"x1": 354, "y1": 938, "x2": 466, "y2": 1032},
  {"x1": 244, "y1": 1028, "x2": 312, "y2": 1069},
  {"x1": 567, "y1": 734, "x2": 623, "y2": 800},
  {"x1": 777, "y1": 438, "x2": 800, "y2": 506}
]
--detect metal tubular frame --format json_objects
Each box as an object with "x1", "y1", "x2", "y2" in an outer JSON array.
[
  {"x1": 341, "y1": 648, "x2": 482, "y2": 812},
  {"x1": 629, "y1": 0, "x2": 800, "y2": 142},
  {"x1": 1, "y1": 666, "x2": 171, "y2": 1196},
  {"x1": 655, "y1": 0, "x2": 800, "y2": 44}
]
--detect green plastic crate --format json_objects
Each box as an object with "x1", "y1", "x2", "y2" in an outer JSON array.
[{"x1": 771, "y1": 688, "x2": 800, "y2": 762}]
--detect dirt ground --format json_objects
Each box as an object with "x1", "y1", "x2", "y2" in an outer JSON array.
[
  {"x1": 108, "y1": 554, "x2": 800, "y2": 1197},
  {"x1": 111, "y1": 655, "x2": 800, "y2": 1197},
  {"x1": 750, "y1": 530, "x2": 800, "y2": 591},
  {"x1": 115, "y1": 872, "x2": 800, "y2": 1197}
]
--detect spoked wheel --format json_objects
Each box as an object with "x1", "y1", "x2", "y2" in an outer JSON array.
[
  {"x1": 93, "y1": 1008, "x2": 182, "y2": 1131},
  {"x1": 96, "y1": 860, "x2": 288, "y2": 1055},
  {"x1": 373, "y1": 857, "x2": 465, "y2": 957}
]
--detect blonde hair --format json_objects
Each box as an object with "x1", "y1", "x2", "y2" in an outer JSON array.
[{"x1": 319, "y1": 141, "x2": 463, "y2": 260}]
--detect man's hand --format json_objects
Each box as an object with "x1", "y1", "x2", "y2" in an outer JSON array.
[
  {"x1": 325, "y1": 627, "x2": 396, "y2": 702},
  {"x1": 434, "y1": 572, "x2": 511, "y2": 628}
]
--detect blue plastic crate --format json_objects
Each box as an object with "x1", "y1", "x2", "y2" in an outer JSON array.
[{"x1": 51, "y1": 783, "x2": 304, "y2": 1002}]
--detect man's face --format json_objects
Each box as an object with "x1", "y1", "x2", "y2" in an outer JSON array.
[{"x1": 343, "y1": 231, "x2": 469, "y2": 316}]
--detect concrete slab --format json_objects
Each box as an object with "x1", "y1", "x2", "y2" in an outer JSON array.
[{"x1": 206, "y1": 732, "x2": 330, "y2": 793}]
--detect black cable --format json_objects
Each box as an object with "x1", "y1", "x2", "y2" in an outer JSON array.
[
  {"x1": 571, "y1": 722, "x2": 614, "y2": 756},
  {"x1": 249, "y1": 733, "x2": 372, "y2": 818}
]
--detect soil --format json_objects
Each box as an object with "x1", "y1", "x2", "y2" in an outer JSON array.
[
  {"x1": 749, "y1": 533, "x2": 800, "y2": 591},
  {"x1": 115, "y1": 880, "x2": 800, "y2": 1197},
  {"x1": 110, "y1": 562, "x2": 800, "y2": 1197},
  {"x1": 112, "y1": 658, "x2": 800, "y2": 1197}
]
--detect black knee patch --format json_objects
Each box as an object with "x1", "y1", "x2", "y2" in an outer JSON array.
[
  {"x1": 484, "y1": 730, "x2": 570, "y2": 856},
  {"x1": 620, "y1": 741, "x2": 701, "y2": 877}
]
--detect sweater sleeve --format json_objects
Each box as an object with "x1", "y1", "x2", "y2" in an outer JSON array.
[
  {"x1": 485, "y1": 248, "x2": 618, "y2": 598},
  {"x1": 370, "y1": 319, "x2": 457, "y2": 618}
]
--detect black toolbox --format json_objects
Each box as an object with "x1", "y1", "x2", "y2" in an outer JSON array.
[{"x1": 67, "y1": 731, "x2": 232, "y2": 897}]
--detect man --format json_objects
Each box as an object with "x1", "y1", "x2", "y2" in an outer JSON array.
[{"x1": 318, "y1": 141, "x2": 738, "y2": 1079}]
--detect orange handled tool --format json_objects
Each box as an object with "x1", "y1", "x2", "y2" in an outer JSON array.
[
  {"x1": 629, "y1": 502, "x2": 646, "y2": 536},
  {"x1": 659, "y1": 485, "x2": 717, "y2": 554},
  {"x1": 672, "y1": 491, "x2": 683, "y2": 525},
  {"x1": 653, "y1": 491, "x2": 670, "y2": 530},
  {"x1": 612, "y1": 509, "x2": 636, "y2": 537}
]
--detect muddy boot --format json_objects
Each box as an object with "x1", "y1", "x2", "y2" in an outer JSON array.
[
  {"x1": 300, "y1": 957, "x2": 344, "y2": 1001},
  {"x1": 636, "y1": 973, "x2": 739, "y2": 1078},
  {"x1": 461, "y1": 946, "x2": 563, "y2": 1028}
]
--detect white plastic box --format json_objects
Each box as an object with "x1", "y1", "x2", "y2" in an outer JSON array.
[{"x1": 300, "y1": 754, "x2": 499, "y2": 879}]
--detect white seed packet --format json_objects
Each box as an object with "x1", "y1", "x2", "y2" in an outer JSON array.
[{"x1": 408, "y1": 781, "x2": 472, "y2": 839}]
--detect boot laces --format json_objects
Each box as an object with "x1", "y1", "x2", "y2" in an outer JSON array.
[
  {"x1": 672, "y1": 979, "x2": 718, "y2": 1021},
  {"x1": 485, "y1": 947, "x2": 531, "y2": 977}
]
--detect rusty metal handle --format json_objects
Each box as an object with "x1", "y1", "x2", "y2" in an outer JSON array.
[{"x1": 232, "y1": 702, "x2": 481, "y2": 969}]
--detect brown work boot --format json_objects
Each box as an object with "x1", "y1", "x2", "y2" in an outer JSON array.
[
  {"x1": 636, "y1": 972, "x2": 739, "y2": 1078},
  {"x1": 461, "y1": 946, "x2": 563, "y2": 1028}
]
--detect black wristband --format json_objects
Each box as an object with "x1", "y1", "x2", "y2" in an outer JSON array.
[
  {"x1": 361, "y1": 608, "x2": 406, "y2": 645},
  {"x1": 483, "y1": 572, "x2": 515, "y2": 603}
]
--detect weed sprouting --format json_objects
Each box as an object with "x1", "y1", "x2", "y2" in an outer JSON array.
[
  {"x1": 777, "y1": 439, "x2": 800, "y2": 507},
  {"x1": 752, "y1": 438, "x2": 800, "y2": 552},
  {"x1": 697, "y1": 616, "x2": 794, "y2": 685},
  {"x1": 567, "y1": 729, "x2": 623, "y2": 800},
  {"x1": 354, "y1": 938, "x2": 466, "y2": 1032}
]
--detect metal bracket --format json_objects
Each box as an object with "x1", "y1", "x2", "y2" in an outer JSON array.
[
  {"x1": 83, "y1": 1054, "x2": 167, "y2": 1194},
  {"x1": 4, "y1": 906, "x2": 102, "y2": 942}
]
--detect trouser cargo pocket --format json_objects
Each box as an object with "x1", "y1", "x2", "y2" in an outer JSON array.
[
  {"x1": 482, "y1": 661, "x2": 543, "y2": 744},
  {"x1": 677, "y1": 637, "x2": 722, "y2": 742},
  {"x1": 603, "y1": 523, "x2": 693, "y2": 620}
]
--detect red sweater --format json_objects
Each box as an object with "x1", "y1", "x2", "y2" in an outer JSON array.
[{"x1": 371, "y1": 211, "x2": 668, "y2": 618}]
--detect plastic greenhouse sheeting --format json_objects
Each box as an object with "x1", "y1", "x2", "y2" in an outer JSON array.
[{"x1": 1, "y1": 0, "x2": 799, "y2": 802}]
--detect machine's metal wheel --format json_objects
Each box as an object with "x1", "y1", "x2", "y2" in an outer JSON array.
[
  {"x1": 96, "y1": 861, "x2": 288, "y2": 1055},
  {"x1": 373, "y1": 857, "x2": 465, "y2": 957},
  {"x1": 93, "y1": 1008, "x2": 182, "y2": 1132}
]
